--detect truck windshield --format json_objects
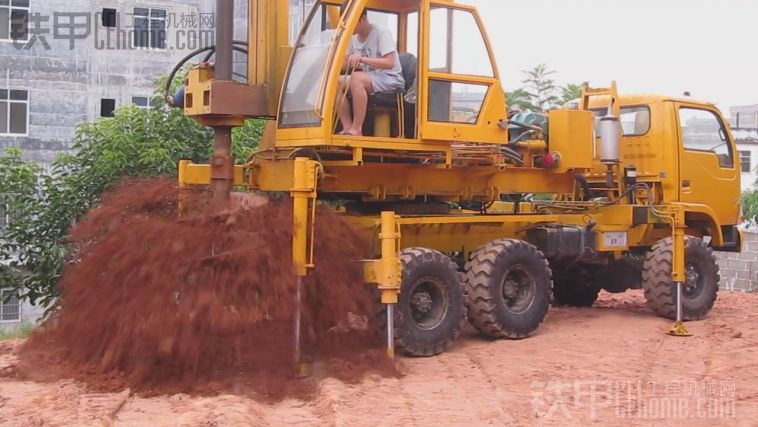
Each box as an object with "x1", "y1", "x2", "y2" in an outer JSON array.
[{"x1": 279, "y1": 2, "x2": 342, "y2": 128}]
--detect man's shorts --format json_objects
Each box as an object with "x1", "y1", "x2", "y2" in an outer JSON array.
[{"x1": 367, "y1": 72, "x2": 405, "y2": 94}]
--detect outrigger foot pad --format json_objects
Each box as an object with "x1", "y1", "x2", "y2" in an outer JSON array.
[
  {"x1": 667, "y1": 321, "x2": 692, "y2": 337},
  {"x1": 295, "y1": 362, "x2": 311, "y2": 378}
]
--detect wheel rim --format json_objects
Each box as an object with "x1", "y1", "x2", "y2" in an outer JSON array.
[
  {"x1": 500, "y1": 265, "x2": 536, "y2": 314},
  {"x1": 683, "y1": 262, "x2": 705, "y2": 298},
  {"x1": 409, "y1": 277, "x2": 448, "y2": 330}
]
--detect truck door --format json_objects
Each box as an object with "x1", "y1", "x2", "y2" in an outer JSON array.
[
  {"x1": 420, "y1": 4, "x2": 506, "y2": 144},
  {"x1": 677, "y1": 104, "x2": 741, "y2": 224}
]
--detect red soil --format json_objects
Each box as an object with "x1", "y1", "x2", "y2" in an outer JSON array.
[
  {"x1": 3, "y1": 291, "x2": 756, "y2": 425},
  {"x1": 18, "y1": 179, "x2": 396, "y2": 398}
]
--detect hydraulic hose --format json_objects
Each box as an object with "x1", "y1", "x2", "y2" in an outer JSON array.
[
  {"x1": 500, "y1": 147, "x2": 525, "y2": 166},
  {"x1": 508, "y1": 130, "x2": 535, "y2": 147},
  {"x1": 508, "y1": 119, "x2": 543, "y2": 134}
]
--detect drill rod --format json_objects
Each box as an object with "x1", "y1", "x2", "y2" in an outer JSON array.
[
  {"x1": 386, "y1": 304, "x2": 395, "y2": 358},
  {"x1": 209, "y1": 0, "x2": 234, "y2": 211},
  {"x1": 210, "y1": 127, "x2": 233, "y2": 211},
  {"x1": 294, "y1": 276, "x2": 303, "y2": 368}
]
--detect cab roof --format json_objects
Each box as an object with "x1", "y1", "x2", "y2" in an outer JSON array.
[
  {"x1": 587, "y1": 94, "x2": 718, "y2": 109},
  {"x1": 620, "y1": 94, "x2": 717, "y2": 107}
]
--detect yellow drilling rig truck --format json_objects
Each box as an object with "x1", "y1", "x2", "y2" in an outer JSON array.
[{"x1": 170, "y1": 0, "x2": 742, "y2": 359}]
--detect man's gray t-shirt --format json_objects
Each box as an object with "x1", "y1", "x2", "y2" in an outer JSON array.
[{"x1": 348, "y1": 24, "x2": 405, "y2": 92}]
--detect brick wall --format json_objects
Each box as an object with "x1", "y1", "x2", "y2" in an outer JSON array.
[
  {"x1": 715, "y1": 231, "x2": 758, "y2": 292},
  {"x1": 1, "y1": 0, "x2": 211, "y2": 165}
]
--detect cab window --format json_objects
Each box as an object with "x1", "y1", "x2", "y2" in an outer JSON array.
[
  {"x1": 429, "y1": 7, "x2": 493, "y2": 77},
  {"x1": 429, "y1": 81, "x2": 488, "y2": 123},
  {"x1": 427, "y1": 7, "x2": 493, "y2": 124},
  {"x1": 591, "y1": 106, "x2": 650, "y2": 136},
  {"x1": 279, "y1": 2, "x2": 341, "y2": 128},
  {"x1": 679, "y1": 107, "x2": 734, "y2": 168},
  {"x1": 407, "y1": 11, "x2": 418, "y2": 56}
]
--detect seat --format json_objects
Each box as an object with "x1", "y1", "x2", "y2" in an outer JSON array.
[{"x1": 367, "y1": 53, "x2": 417, "y2": 138}]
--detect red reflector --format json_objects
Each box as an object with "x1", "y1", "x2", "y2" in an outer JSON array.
[{"x1": 542, "y1": 153, "x2": 555, "y2": 168}]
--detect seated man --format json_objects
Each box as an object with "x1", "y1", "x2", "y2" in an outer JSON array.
[{"x1": 338, "y1": 10, "x2": 405, "y2": 136}]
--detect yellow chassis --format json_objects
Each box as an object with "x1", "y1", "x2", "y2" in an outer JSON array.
[{"x1": 178, "y1": 158, "x2": 695, "y2": 304}]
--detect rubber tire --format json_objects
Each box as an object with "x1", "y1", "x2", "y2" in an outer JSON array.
[
  {"x1": 552, "y1": 265, "x2": 600, "y2": 307},
  {"x1": 642, "y1": 236, "x2": 719, "y2": 320},
  {"x1": 464, "y1": 239, "x2": 552, "y2": 339},
  {"x1": 386, "y1": 248, "x2": 467, "y2": 357}
]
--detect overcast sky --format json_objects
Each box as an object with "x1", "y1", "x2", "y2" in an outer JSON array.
[{"x1": 459, "y1": 0, "x2": 757, "y2": 113}]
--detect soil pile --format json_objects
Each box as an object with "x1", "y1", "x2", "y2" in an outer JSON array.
[{"x1": 20, "y1": 179, "x2": 394, "y2": 397}]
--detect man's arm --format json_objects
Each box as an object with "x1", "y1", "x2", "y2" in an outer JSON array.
[
  {"x1": 343, "y1": 41, "x2": 357, "y2": 71},
  {"x1": 351, "y1": 52, "x2": 395, "y2": 70}
]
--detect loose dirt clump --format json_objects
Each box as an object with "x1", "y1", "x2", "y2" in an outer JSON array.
[{"x1": 19, "y1": 179, "x2": 395, "y2": 398}]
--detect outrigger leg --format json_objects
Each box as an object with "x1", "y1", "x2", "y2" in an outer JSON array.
[
  {"x1": 668, "y1": 208, "x2": 692, "y2": 337},
  {"x1": 291, "y1": 158, "x2": 319, "y2": 375}
]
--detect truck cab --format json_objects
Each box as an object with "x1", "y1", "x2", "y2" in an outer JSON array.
[{"x1": 586, "y1": 95, "x2": 741, "y2": 251}]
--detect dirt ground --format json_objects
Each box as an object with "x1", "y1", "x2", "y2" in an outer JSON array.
[{"x1": 1, "y1": 290, "x2": 756, "y2": 427}]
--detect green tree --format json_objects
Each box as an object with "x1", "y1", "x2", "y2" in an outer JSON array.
[
  {"x1": 506, "y1": 66, "x2": 585, "y2": 112},
  {"x1": 559, "y1": 83, "x2": 584, "y2": 106},
  {"x1": 0, "y1": 148, "x2": 39, "y2": 204},
  {"x1": 0, "y1": 80, "x2": 264, "y2": 308},
  {"x1": 521, "y1": 64, "x2": 560, "y2": 112},
  {"x1": 0, "y1": 149, "x2": 41, "y2": 291},
  {"x1": 505, "y1": 88, "x2": 532, "y2": 112},
  {"x1": 0, "y1": 149, "x2": 48, "y2": 304},
  {"x1": 741, "y1": 190, "x2": 758, "y2": 227}
]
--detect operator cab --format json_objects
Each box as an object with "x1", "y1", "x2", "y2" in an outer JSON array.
[{"x1": 277, "y1": 0, "x2": 507, "y2": 149}]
